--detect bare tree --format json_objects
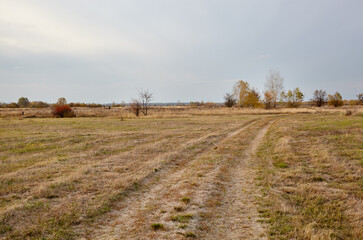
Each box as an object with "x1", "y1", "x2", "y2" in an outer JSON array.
[
  {"x1": 312, "y1": 90, "x2": 328, "y2": 107},
  {"x1": 224, "y1": 93, "x2": 236, "y2": 108},
  {"x1": 138, "y1": 89, "x2": 153, "y2": 116},
  {"x1": 265, "y1": 70, "x2": 284, "y2": 108}
]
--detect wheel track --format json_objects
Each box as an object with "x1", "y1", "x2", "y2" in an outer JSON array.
[
  {"x1": 76, "y1": 120, "x2": 259, "y2": 239},
  {"x1": 198, "y1": 121, "x2": 273, "y2": 240},
  {"x1": 0, "y1": 122, "x2": 246, "y2": 239}
]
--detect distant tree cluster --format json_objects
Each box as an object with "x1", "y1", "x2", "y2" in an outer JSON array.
[
  {"x1": 281, "y1": 88, "x2": 304, "y2": 108},
  {"x1": 224, "y1": 70, "x2": 303, "y2": 109},
  {"x1": 69, "y1": 102, "x2": 103, "y2": 108},
  {"x1": 224, "y1": 69, "x2": 360, "y2": 109}
]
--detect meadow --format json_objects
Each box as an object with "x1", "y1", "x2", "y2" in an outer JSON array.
[{"x1": 0, "y1": 108, "x2": 362, "y2": 239}]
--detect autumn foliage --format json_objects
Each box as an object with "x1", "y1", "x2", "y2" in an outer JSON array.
[{"x1": 52, "y1": 105, "x2": 75, "y2": 118}]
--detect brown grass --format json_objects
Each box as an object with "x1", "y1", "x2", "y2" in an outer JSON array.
[
  {"x1": 0, "y1": 110, "x2": 361, "y2": 239},
  {"x1": 256, "y1": 114, "x2": 363, "y2": 239},
  {"x1": 1, "y1": 105, "x2": 363, "y2": 119},
  {"x1": 0, "y1": 114, "x2": 259, "y2": 239}
]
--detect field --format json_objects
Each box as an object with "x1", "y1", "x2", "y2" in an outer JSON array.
[{"x1": 0, "y1": 109, "x2": 362, "y2": 239}]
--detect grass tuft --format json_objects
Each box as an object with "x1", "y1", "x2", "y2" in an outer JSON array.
[
  {"x1": 151, "y1": 223, "x2": 164, "y2": 230},
  {"x1": 171, "y1": 214, "x2": 193, "y2": 223}
]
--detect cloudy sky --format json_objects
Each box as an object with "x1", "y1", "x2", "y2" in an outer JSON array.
[{"x1": 0, "y1": 0, "x2": 362, "y2": 103}]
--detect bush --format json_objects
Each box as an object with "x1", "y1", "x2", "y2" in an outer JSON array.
[
  {"x1": 328, "y1": 92, "x2": 344, "y2": 107},
  {"x1": 31, "y1": 101, "x2": 49, "y2": 108},
  {"x1": 130, "y1": 100, "x2": 141, "y2": 117},
  {"x1": 52, "y1": 105, "x2": 75, "y2": 118},
  {"x1": 345, "y1": 108, "x2": 356, "y2": 116},
  {"x1": 224, "y1": 93, "x2": 236, "y2": 108},
  {"x1": 6, "y1": 103, "x2": 19, "y2": 108}
]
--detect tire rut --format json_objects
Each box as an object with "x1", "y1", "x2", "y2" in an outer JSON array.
[
  {"x1": 75, "y1": 121, "x2": 258, "y2": 239},
  {"x1": 199, "y1": 121, "x2": 273, "y2": 240}
]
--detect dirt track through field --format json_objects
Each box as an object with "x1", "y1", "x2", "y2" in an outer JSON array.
[
  {"x1": 76, "y1": 119, "x2": 271, "y2": 239},
  {"x1": 200, "y1": 122, "x2": 272, "y2": 240}
]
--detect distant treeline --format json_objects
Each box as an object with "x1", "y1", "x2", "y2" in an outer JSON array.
[
  {"x1": 0, "y1": 99, "x2": 124, "y2": 108},
  {"x1": 1, "y1": 97, "x2": 362, "y2": 109},
  {"x1": 224, "y1": 70, "x2": 363, "y2": 109}
]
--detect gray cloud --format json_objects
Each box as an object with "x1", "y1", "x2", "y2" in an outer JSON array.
[{"x1": 0, "y1": 0, "x2": 362, "y2": 103}]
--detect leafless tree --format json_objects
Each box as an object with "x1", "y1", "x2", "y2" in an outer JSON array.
[
  {"x1": 138, "y1": 89, "x2": 153, "y2": 116},
  {"x1": 265, "y1": 70, "x2": 284, "y2": 108},
  {"x1": 311, "y1": 90, "x2": 328, "y2": 107}
]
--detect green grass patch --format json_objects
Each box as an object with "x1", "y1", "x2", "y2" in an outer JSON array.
[
  {"x1": 171, "y1": 214, "x2": 193, "y2": 223},
  {"x1": 151, "y1": 223, "x2": 164, "y2": 230}
]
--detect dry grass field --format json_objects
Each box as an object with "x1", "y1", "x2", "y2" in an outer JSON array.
[{"x1": 0, "y1": 109, "x2": 362, "y2": 239}]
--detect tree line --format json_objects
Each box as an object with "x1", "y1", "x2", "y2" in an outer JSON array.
[{"x1": 224, "y1": 70, "x2": 363, "y2": 108}]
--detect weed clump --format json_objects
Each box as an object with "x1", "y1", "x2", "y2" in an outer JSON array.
[
  {"x1": 171, "y1": 214, "x2": 193, "y2": 223},
  {"x1": 275, "y1": 162, "x2": 288, "y2": 168},
  {"x1": 181, "y1": 197, "x2": 190, "y2": 204},
  {"x1": 178, "y1": 224, "x2": 187, "y2": 229},
  {"x1": 185, "y1": 232, "x2": 197, "y2": 238},
  {"x1": 151, "y1": 223, "x2": 164, "y2": 230},
  {"x1": 174, "y1": 206, "x2": 184, "y2": 212}
]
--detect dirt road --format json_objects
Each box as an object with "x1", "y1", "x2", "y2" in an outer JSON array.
[{"x1": 77, "y1": 119, "x2": 272, "y2": 239}]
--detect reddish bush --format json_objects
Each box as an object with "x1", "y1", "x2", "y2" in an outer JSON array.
[{"x1": 52, "y1": 105, "x2": 75, "y2": 118}]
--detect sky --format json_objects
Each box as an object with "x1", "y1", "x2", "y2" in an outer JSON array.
[{"x1": 0, "y1": 0, "x2": 362, "y2": 103}]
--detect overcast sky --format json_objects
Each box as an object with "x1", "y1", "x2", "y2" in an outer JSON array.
[{"x1": 0, "y1": 0, "x2": 362, "y2": 103}]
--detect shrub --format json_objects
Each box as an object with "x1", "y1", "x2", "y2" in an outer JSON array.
[
  {"x1": 6, "y1": 102, "x2": 19, "y2": 108},
  {"x1": 31, "y1": 101, "x2": 49, "y2": 108},
  {"x1": 224, "y1": 93, "x2": 236, "y2": 108},
  {"x1": 345, "y1": 108, "x2": 356, "y2": 116},
  {"x1": 52, "y1": 105, "x2": 75, "y2": 118},
  {"x1": 328, "y1": 92, "x2": 344, "y2": 107},
  {"x1": 130, "y1": 100, "x2": 141, "y2": 117}
]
